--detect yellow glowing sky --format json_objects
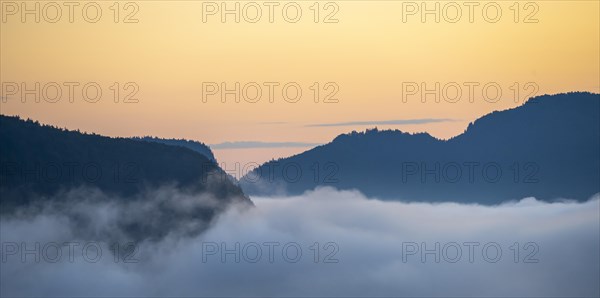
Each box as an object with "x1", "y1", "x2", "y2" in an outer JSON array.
[{"x1": 1, "y1": 0, "x2": 599, "y2": 165}]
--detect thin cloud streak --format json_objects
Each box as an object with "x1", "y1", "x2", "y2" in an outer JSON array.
[
  {"x1": 306, "y1": 118, "x2": 459, "y2": 127},
  {"x1": 256, "y1": 121, "x2": 288, "y2": 125},
  {"x1": 210, "y1": 141, "x2": 321, "y2": 149}
]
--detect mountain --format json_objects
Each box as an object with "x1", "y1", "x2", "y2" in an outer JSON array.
[
  {"x1": 241, "y1": 92, "x2": 600, "y2": 204},
  {"x1": 131, "y1": 136, "x2": 217, "y2": 162},
  {"x1": 0, "y1": 115, "x2": 251, "y2": 242}
]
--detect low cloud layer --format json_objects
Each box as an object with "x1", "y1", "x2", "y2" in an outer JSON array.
[{"x1": 1, "y1": 187, "x2": 599, "y2": 297}]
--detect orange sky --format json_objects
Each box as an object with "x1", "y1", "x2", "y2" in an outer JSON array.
[{"x1": 1, "y1": 0, "x2": 599, "y2": 165}]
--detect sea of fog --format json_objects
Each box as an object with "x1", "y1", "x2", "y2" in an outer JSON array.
[{"x1": 1, "y1": 187, "x2": 599, "y2": 297}]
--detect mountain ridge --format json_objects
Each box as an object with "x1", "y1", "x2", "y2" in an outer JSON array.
[{"x1": 241, "y1": 92, "x2": 600, "y2": 204}]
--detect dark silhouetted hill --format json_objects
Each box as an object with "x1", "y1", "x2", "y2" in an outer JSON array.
[
  {"x1": 241, "y1": 92, "x2": 600, "y2": 204},
  {"x1": 0, "y1": 115, "x2": 251, "y2": 242}
]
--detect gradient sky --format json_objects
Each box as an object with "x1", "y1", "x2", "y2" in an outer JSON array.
[{"x1": 1, "y1": 0, "x2": 599, "y2": 165}]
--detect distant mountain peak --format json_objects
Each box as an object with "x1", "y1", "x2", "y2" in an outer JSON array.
[{"x1": 131, "y1": 136, "x2": 217, "y2": 163}]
